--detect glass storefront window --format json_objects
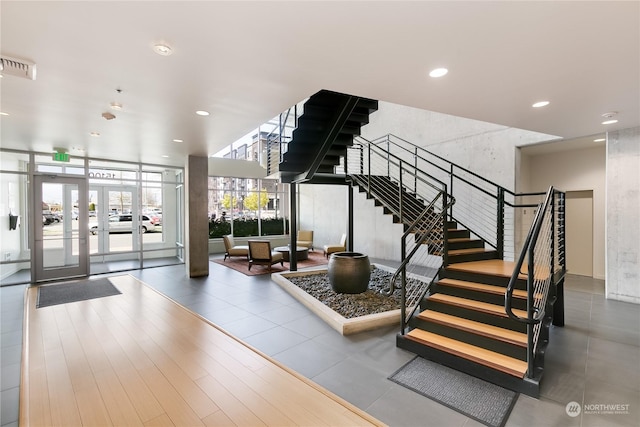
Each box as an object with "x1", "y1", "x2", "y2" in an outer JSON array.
[{"x1": 208, "y1": 176, "x2": 289, "y2": 238}]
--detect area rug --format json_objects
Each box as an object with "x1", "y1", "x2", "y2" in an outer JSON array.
[
  {"x1": 36, "y1": 278, "x2": 122, "y2": 308},
  {"x1": 211, "y1": 251, "x2": 328, "y2": 276},
  {"x1": 389, "y1": 356, "x2": 518, "y2": 427}
]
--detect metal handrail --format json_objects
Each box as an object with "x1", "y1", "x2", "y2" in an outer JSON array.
[{"x1": 504, "y1": 186, "x2": 555, "y2": 324}]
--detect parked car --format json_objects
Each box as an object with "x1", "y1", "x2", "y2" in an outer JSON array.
[{"x1": 90, "y1": 214, "x2": 156, "y2": 234}]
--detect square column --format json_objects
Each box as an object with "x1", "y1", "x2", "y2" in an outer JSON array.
[{"x1": 185, "y1": 155, "x2": 209, "y2": 277}]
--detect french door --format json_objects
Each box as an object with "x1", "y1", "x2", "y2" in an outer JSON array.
[{"x1": 33, "y1": 175, "x2": 88, "y2": 281}]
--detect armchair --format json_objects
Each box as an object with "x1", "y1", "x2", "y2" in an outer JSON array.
[
  {"x1": 323, "y1": 233, "x2": 347, "y2": 258},
  {"x1": 248, "y1": 240, "x2": 284, "y2": 271},
  {"x1": 222, "y1": 234, "x2": 249, "y2": 261},
  {"x1": 296, "y1": 230, "x2": 314, "y2": 251}
]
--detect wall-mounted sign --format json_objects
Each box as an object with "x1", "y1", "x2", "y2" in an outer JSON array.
[{"x1": 53, "y1": 152, "x2": 70, "y2": 162}]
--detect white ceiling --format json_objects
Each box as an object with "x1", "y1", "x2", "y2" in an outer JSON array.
[{"x1": 1, "y1": 1, "x2": 638, "y2": 167}]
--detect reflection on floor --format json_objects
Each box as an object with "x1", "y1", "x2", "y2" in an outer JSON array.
[
  {"x1": 2, "y1": 267, "x2": 639, "y2": 426},
  {"x1": 0, "y1": 257, "x2": 183, "y2": 286}
]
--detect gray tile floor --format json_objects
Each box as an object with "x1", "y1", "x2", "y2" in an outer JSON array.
[{"x1": 2, "y1": 263, "x2": 639, "y2": 426}]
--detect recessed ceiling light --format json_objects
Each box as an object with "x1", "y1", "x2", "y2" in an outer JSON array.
[
  {"x1": 532, "y1": 101, "x2": 550, "y2": 108},
  {"x1": 429, "y1": 68, "x2": 448, "y2": 78},
  {"x1": 593, "y1": 138, "x2": 605, "y2": 142},
  {"x1": 172, "y1": 139, "x2": 183, "y2": 143},
  {"x1": 161, "y1": 155, "x2": 170, "y2": 158},
  {"x1": 602, "y1": 119, "x2": 618, "y2": 125},
  {"x1": 110, "y1": 102, "x2": 123, "y2": 111},
  {"x1": 90, "y1": 132, "x2": 100, "y2": 137},
  {"x1": 196, "y1": 110, "x2": 210, "y2": 116},
  {"x1": 153, "y1": 43, "x2": 173, "y2": 56},
  {"x1": 0, "y1": 112, "x2": 8, "y2": 116}
]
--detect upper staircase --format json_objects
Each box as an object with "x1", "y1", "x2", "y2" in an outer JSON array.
[
  {"x1": 279, "y1": 89, "x2": 378, "y2": 184},
  {"x1": 276, "y1": 92, "x2": 566, "y2": 398}
]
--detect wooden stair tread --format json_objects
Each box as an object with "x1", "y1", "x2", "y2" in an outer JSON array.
[
  {"x1": 438, "y1": 278, "x2": 528, "y2": 299},
  {"x1": 406, "y1": 329, "x2": 527, "y2": 378},
  {"x1": 428, "y1": 293, "x2": 528, "y2": 319},
  {"x1": 447, "y1": 260, "x2": 527, "y2": 279},
  {"x1": 418, "y1": 311, "x2": 527, "y2": 347},
  {"x1": 448, "y1": 248, "x2": 495, "y2": 255},
  {"x1": 448, "y1": 238, "x2": 480, "y2": 243}
]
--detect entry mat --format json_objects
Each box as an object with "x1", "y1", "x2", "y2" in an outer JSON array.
[
  {"x1": 37, "y1": 278, "x2": 122, "y2": 308},
  {"x1": 389, "y1": 356, "x2": 518, "y2": 427}
]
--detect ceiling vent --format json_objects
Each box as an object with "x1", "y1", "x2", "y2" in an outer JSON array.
[{"x1": 0, "y1": 55, "x2": 37, "y2": 80}]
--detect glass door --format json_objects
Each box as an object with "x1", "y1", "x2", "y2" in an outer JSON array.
[
  {"x1": 89, "y1": 185, "x2": 141, "y2": 266},
  {"x1": 33, "y1": 175, "x2": 88, "y2": 281}
]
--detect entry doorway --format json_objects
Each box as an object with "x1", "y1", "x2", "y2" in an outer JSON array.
[
  {"x1": 89, "y1": 185, "x2": 140, "y2": 257},
  {"x1": 565, "y1": 190, "x2": 594, "y2": 277},
  {"x1": 33, "y1": 175, "x2": 88, "y2": 282}
]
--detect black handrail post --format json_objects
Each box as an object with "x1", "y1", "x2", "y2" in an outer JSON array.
[
  {"x1": 443, "y1": 192, "x2": 449, "y2": 267},
  {"x1": 449, "y1": 164, "x2": 455, "y2": 218},
  {"x1": 359, "y1": 144, "x2": 364, "y2": 175},
  {"x1": 400, "y1": 234, "x2": 407, "y2": 334},
  {"x1": 387, "y1": 138, "x2": 391, "y2": 177},
  {"x1": 414, "y1": 147, "x2": 418, "y2": 193},
  {"x1": 497, "y1": 188, "x2": 505, "y2": 259},
  {"x1": 367, "y1": 143, "x2": 371, "y2": 195},
  {"x1": 398, "y1": 165, "x2": 404, "y2": 224},
  {"x1": 553, "y1": 190, "x2": 566, "y2": 327},
  {"x1": 526, "y1": 246, "x2": 535, "y2": 378}
]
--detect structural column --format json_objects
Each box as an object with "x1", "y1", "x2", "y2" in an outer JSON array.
[
  {"x1": 347, "y1": 184, "x2": 354, "y2": 251},
  {"x1": 289, "y1": 182, "x2": 298, "y2": 271},
  {"x1": 185, "y1": 155, "x2": 209, "y2": 277}
]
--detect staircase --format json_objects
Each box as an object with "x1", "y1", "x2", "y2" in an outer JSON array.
[
  {"x1": 276, "y1": 92, "x2": 565, "y2": 398},
  {"x1": 343, "y1": 137, "x2": 565, "y2": 397},
  {"x1": 279, "y1": 89, "x2": 378, "y2": 184}
]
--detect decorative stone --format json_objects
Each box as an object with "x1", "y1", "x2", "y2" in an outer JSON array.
[{"x1": 327, "y1": 252, "x2": 371, "y2": 294}]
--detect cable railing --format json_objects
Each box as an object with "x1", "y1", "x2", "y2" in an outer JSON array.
[
  {"x1": 365, "y1": 134, "x2": 551, "y2": 261},
  {"x1": 346, "y1": 139, "x2": 454, "y2": 330},
  {"x1": 505, "y1": 186, "x2": 566, "y2": 378}
]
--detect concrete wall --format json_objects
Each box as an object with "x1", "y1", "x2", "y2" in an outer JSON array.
[
  {"x1": 361, "y1": 102, "x2": 558, "y2": 189},
  {"x1": 521, "y1": 145, "x2": 606, "y2": 280},
  {"x1": 606, "y1": 127, "x2": 640, "y2": 303},
  {"x1": 300, "y1": 101, "x2": 558, "y2": 262}
]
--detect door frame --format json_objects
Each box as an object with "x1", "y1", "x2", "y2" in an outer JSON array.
[{"x1": 33, "y1": 174, "x2": 89, "y2": 282}]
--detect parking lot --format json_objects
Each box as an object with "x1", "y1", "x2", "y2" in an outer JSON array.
[{"x1": 42, "y1": 221, "x2": 163, "y2": 251}]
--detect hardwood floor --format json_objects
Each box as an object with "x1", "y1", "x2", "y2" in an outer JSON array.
[{"x1": 21, "y1": 275, "x2": 384, "y2": 426}]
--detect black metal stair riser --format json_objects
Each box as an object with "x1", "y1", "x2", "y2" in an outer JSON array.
[
  {"x1": 447, "y1": 239, "x2": 485, "y2": 250},
  {"x1": 447, "y1": 250, "x2": 499, "y2": 263},
  {"x1": 442, "y1": 269, "x2": 528, "y2": 290},
  {"x1": 447, "y1": 229, "x2": 471, "y2": 239},
  {"x1": 396, "y1": 334, "x2": 541, "y2": 398},
  {"x1": 408, "y1": 317, "x2": 527, "y2": 360},
  {"x1": 433, "y1": 283, "x2": 528, "y2": 311},
  {"x1": 423, "y1": 300, "x2": 527, "y2": 334}
]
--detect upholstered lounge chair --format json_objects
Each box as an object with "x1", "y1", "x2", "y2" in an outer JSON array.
[
  {"x1": 222, "y1": 234, "x2": 249, "y2": 261},
  {"x1": 323, "y1": 233, "x2": 347, "y2": 258},
  {"x1": 296, "y1": 230, "x2": 314, "y2": 251},
  {"x1": 248, "y1": 240, "x2": 284, "y2": 271}
]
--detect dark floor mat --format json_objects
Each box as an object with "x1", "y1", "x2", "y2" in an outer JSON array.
[
  {"x1": 389, "y1": 356, "x2": 518, "y2": 427},
  {"x1": 37, "y1": 278, "x2": 121, "y2": 308}
]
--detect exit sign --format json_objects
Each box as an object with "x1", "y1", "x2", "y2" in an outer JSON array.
[{"x1": 53, "y1": 152, "x2": 70, "y2": 162}]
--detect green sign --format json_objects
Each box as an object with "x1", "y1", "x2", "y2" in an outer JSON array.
[{"x1": 53, "y1": 152, "x2": 70, "y2": 162}]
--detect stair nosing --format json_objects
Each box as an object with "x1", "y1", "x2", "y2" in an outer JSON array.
[
  {"x1": 428, "y1": 293, "x2": 528, "y2": 318},
  {"x1": 406, "y1": 329, "x2": 527, "y2": 378},
  {"x1": 417, "y1": 310, "x2": 527, "y2": 347},
  {"x1": 438, "y1": 278, "x2": 528, "y2": 299}
]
